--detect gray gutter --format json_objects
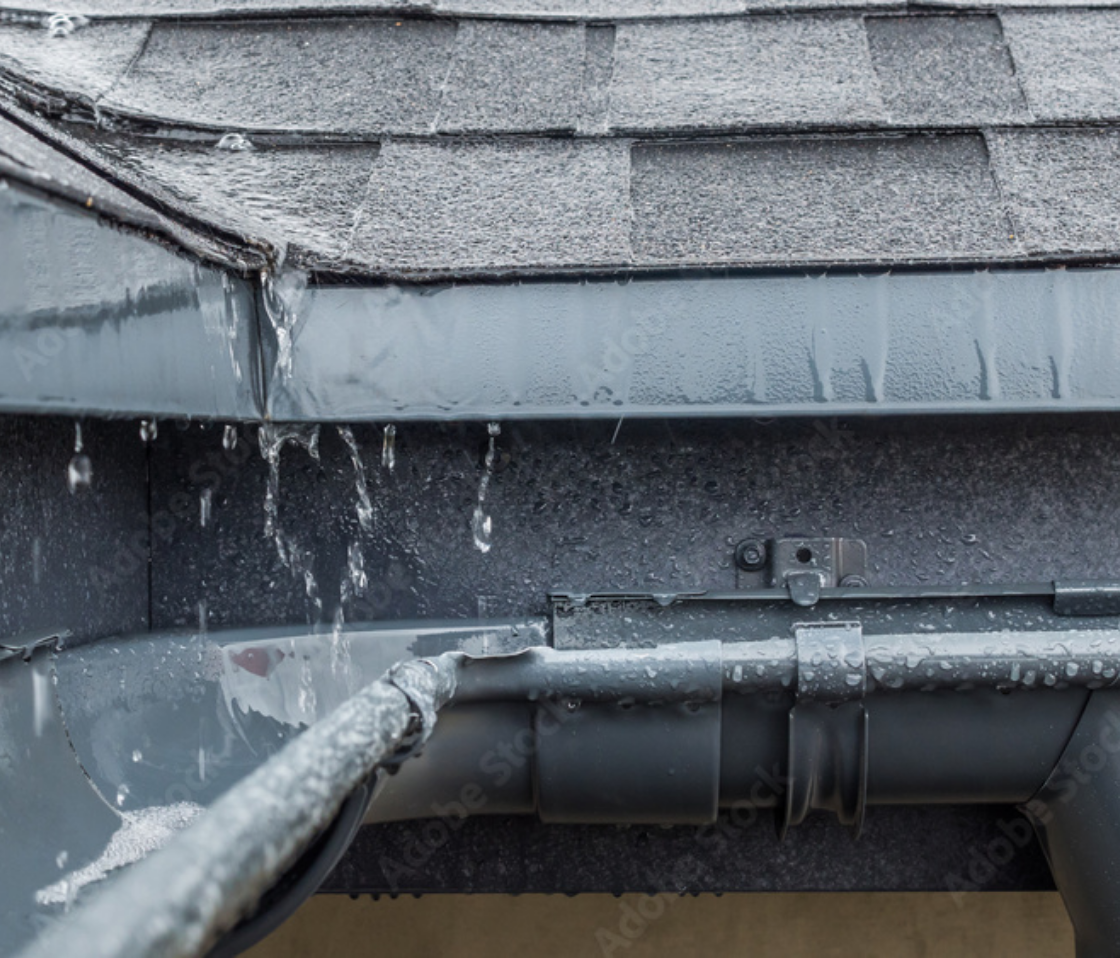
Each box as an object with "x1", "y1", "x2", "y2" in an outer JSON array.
[
  {"x1": 7, "y1": 176, "x2": 1120, "y2": 422},
  {"x1": 9, "y1": 603, "x2": 1120, "y2": 958}
]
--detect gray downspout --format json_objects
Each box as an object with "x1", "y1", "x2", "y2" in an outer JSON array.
[
  {"x1": 1022, "y1": 691, "x2": 1120, "y2": 958},
  {"x1": 15, "y1": 654, "x2": 461, "y2": 958}
]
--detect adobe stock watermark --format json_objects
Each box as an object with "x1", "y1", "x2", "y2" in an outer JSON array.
[
  {"x1": 944, "y1": 706, "x2": 1120, "y2": 904},
  {"x1": 14, "y1": 326, "x2": 83, "y2": 382},
  {"x1": 576, "y1": 318, "x2": 664, "y2": 407},
  {"x1": 593, "y1": 765, "x2": 787, "y2": 956},
  {"x1": 375, "y1": 693, "x2": 584, "y2": 891}
]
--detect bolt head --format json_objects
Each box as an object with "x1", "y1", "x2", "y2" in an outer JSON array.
[{"x1": 735, "y1": 539, "x2": 768, "y2": 572}]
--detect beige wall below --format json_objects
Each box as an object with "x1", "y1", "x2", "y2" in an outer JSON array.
[{"x1": 247, "y1": 892, "x2": 1073, "y2": 957}]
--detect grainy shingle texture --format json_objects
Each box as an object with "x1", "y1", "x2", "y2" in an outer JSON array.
[
  {"x1": 866, "y1": 15, "x2": 1031, "y2": 125},
  {"x1": 4, "y1": 5, "x2": 1120, "y2": 277},
  {"x1": 631, "y1": 136, "x2": 1017, "y2": 264},
  {"x1": 103, "y1": 20, "x2": 456, "y2": 133},
  {"x1": 347, "y1": 139, "x2": 632, "y2": 271},
  {"x1": 609, "y1": 17, "x2": 886, "y2": 131},
  {"x1": 1002, "y1": 11, "x2": 1120, "y2": 121},
  {"x1": 436, "y1": 21, "x2": 585, "y2": 132},
  {"x1": 988, "y1": 130, "x2": 1120, "y2": 253}
]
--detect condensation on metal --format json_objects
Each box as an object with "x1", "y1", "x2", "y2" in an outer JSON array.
[{"x1": 265, "y1": 268, "x2": 1120, "y2": 421}]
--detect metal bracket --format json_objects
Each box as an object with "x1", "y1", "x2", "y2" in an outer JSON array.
[
  {"x1": 794, "y1": 622, "x2": 865, "y2": 704},
  {"x1": 1054, "y1": 581, "x2": 1120, "y2": 616},
  {"x1": 736, "y1": 536, "x2": 868, "y2": 606}
]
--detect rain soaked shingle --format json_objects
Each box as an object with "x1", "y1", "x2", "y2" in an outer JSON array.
[
  {"x1": 74, "y1": 134, "x2": 380, "y2": 263},
  {"x1": 3, "y1": 4, "x2": 1120, "y2": 277},
  {"x1": 1003, "y1": 11, "x2": 1120, "y2": 121},
  {"x1": 103, "y1": 19, "x2": 455, "y2": 134},
  {"x1": 866, "y1": 15, "x2": 1031, "y2": 125},
  {"x1": 988, "y1": 129, "x2": 1120, "y2": 254},
  {"x1": 608, "y1": 17, "x2": 886, "y2": 132},
  {"x1": 631, "y1": 135, "x2": 1018, "y2": 265},
  {"x1": 0, "y1": 21, "x2": 149, "y2": 103},
  {"x1": 347, "y1": 139, "x2": 632, "y2": 272},
  {"x1": 436, "y1": 21, "x2": 586, "y2": 133}
]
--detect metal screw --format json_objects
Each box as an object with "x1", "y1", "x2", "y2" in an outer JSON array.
[{"x1": 735, "y1": 538, "x2": 768, "y2": 572}]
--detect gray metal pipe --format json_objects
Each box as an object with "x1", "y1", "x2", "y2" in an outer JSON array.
[
  {"x1": 19, "y1": 622, "x2": 1120, "y2": 957},
  {"x1": 453, "y1": 630, "x2": 1120, "y2": 703},
  {"x1": 1022, "y1": 690, "x2": 1120, "y2": 958},
  {"x1": 15, "y1": 655, "x2": 461, "y2": 958}
]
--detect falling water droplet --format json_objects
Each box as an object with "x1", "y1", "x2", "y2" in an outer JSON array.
[
  {"x1": 200, "y1": 488, "x2": 213, "y2": 528},
  {"x1": 67, "y1": 454, "x2": 92, "y2": 493},
  {"x1": 116, "y1": 784, "x2": 129, "y2": 807},
  {"x1": 297, "y1": 656, "x2": 317, "y2": 721},
  {"x1": 222, "y1": 424, "x2": 238, "y2": 451},
  {"x1": 56, "y1": 850, "x2": 68, "y2": 869},
  {"x1": 31, "y1": 537, "x2": 43, "y2": 586},
  {"x1": 472, "y1": 423, "x2": 500, "y2": 554},
  {"x1": 337, "y1": 426, "x2": 374, "y2": 532},
  {"x1": 139, "y1": 420, "x2": 158, "y2": 443},
  {"x1": 131, "y1": 749, "x2": 142, "y2": 763},
  {"x1": 258, "y1": 423, "x2": 320, "y2": 539},
  {"x1": 73, "y1": 421, "x2": 83, "y2": 454},
  {"x1": 382, "y1": 424, "x2": 397, "y2": 472},
  {"x1": 215, "y1": 132, "x2": 253, "y2": 152},
  {"x1": 347, "y1": 541, "x2": 367, "y2": 597}
]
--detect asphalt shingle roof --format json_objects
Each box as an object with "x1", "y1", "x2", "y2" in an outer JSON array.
[{"x1": 3, "y1": 5, "x2": 1120, "y2": 277}]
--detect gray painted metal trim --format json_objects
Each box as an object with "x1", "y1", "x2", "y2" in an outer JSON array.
[
  {"x1": 0, "y1": 181, "x2": 261, "y2": 420},
  {"x1": 265, "y1": 268, "x2": 1120, "y2": 422},
  {"x1": 8, "y1": 180, "x2": 1120, "y2": 422}
]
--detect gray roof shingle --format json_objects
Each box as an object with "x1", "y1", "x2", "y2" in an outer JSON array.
[
  {"x1": 436, "y1": 21, "x2": 585, "y2": 133},
  {"x1": 0, "y1": 21, "x2": 148, "y2": 103},
  {"x1": 1003, "y1": 11, "x2": 1120, "y2": 121},
  {"x1": 988, "y1": 129, "x2": 1120, "y2": 254},
  {"x1": 631, "y1": 135, "x2": 1018, "y2": 264},
  {"x1": 84, "y1": 134, "x2": 380, "y2": 264},
  {"x1": 4, "y1": 5, "x2": 1120, "y2": 278},
  {"x1": 608, "y1": 16, "x2": 886, "y2": 131},
  {"x1": 102, "y1": 19, "x2": 456, "y2": 134},
  {"x1": 866, "y1": 15, "x2": 1031, "y2": 125},
  {"x1": 346, "y1": 138, "x2": 632, "y2": 271}
]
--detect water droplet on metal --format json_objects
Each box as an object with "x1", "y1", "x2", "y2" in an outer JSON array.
[
  {"x1": 216, "y1": 132, "x2": 253, "y2": 152},
  {"x1": 139, "y1": 420, "x2": 157, "y2": 443},
  {"x1": 45, "y1": 12, "x2": 84, "y2": 37}
]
